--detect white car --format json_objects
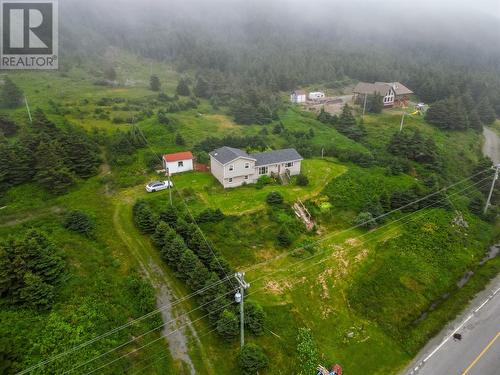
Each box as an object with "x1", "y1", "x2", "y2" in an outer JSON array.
[{"x1": 145, "y1": 181, "x2": 173, "y2": 193}]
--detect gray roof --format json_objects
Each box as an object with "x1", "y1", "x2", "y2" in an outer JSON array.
[
  {"x1": 253, "y1": 149, "x2": 303, "y2": 166},
  {"x1": 353, "y1": 82, "x2": 393, "y2": 96},
  {"x1": 375, "y1": 82, "x2": 413, "y2": 96},
  {"x1": 210, "y1": 146, "x2": 303, "y2": 166},
  {"x1": 210, "y1": 146, "x2": 255, "y2": 165}
]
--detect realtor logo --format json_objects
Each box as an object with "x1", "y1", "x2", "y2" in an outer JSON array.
[{"x1": 1, "y1": 0, "x2": 58, "y2": 69}]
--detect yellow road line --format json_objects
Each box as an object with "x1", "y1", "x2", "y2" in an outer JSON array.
[{"x1": 461, "y1": 332, "x2": 500, "y2": 375}]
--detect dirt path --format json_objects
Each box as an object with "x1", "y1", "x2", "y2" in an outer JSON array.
[
  {"x1": 112, "y1": 200, "x2": 212, "y2": 374},
  {"x1": 483, "y1": 127, "x2": 500, "y2": 165}
]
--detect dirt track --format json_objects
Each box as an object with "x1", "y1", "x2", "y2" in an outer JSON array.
[{"x1": 483, "y1": 127, "x2": 500, "y2": 164}]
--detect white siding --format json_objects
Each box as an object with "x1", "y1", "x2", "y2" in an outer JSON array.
[{"x1": 164, "y1": 159, "x2": 193, "y2": 174}]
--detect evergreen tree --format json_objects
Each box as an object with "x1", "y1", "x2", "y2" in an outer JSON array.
[
  {"x1": 63, "y1": 211, "x2": 95, "y2": 237},
  {"x1": 35, "y1": 140, "x2": 76, "y2": 194},
  {"x1": 209, "y1": 256, "x2": 232, "y2": 280},
  {"x1": 60, "y1": 129, "x2": 100, "y2": 178},
  {"x1": 178, "y1": 249, "x2": 198, "y2": 279},
  {"x1": 152, "y1": 221, "x2": 172, "y2": 249},
  {"x1": 277, "y1": 226, "x2": 292, "y2": 247},
  {"x1": 477, "y1": 97, "x2": 496, "y2": 125},
  {"x1": 188, "y1": 230, "x2": 217, "y2": 265},
  {"x1": 8, "y1": 141, "x2": 36, "y2": 185},
  {"x1": 244, "y1": 301, "x2": 266, "y2": 335},
  {"x1": 187, "y1": 261, "x2": 211, "y2": 290},
  {"x1": 159, "y1": 206, "x2": 178, "y2": 227},
  {"x1": 175, "y1": 133, "x2": 186, "y2": 146},
  {"x1": 132, "y1": 201, "x2": 157, "y2": 234},
  {"x1": 1, "y1": 77, "x2": 23, "y2": 108},
  {"x1": 150, "y1": 75, "x2": 161, "y2": 91},
  {"x1": 216, "y1": 309, "x2": 239, "y2": 341},
  {"x1": 425, "y1": 99, "x2": 449, "y2": 129},
  {"x1": 238, "y1": 344, "x2": 269, "y2": 375},
  {"x1": 176, "y1": 78, "x2": 191, "y2": 96},
  {"x1": 32, "y1": 109, "x2": 59, "y2": 137},
  {"x1": 194, "y1": 77, "x2": 210, "y2": 98},
  {"x1": 0, "y1": 229, "x2": 65, "y2": 309},
  {"x1": 367, "y1": 92, "x2": 383, "y2": 113},
  {"x1": 337, "y1": 104, "x2": 365, "y2": 141},
  {"x1": 468, "y1": 109, "x2": 483, "y2": 131},
  {"x1": 0, "y1": 139, "x2": 12, "y2": 191},
  {"x1": 161, "y1": 234, "x2": 187, "y2": 266}
]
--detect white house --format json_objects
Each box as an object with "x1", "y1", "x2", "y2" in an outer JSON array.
[
  {"x1": 308, "y1": 91, "x2": 325, "y2": 100},
  {"x1": 162, "y1": 151, "x2": 194, "y2": 175},
  {"x1": 209, "y1": 146, "x2": 303, "y2": 189},
  {"x1": 290, "y1": 90, "x2": 307, "y2": 103}
]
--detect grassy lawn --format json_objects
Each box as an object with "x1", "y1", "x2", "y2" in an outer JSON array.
[{"x1": 169, "y1": 158, "x2": 347, "y2": 215}]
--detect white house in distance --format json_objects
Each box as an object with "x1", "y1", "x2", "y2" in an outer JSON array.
[
  {"x1": 163, "y1": 151, "x2": 194, "y2": 175},
  {"x1": 308, "y1": 91, "x2": 325, "y2": 100},
  {"x1": 209, "y1": 146, "x2": 303, "y2": 188},
  {"x1": 290, "y1": 90, "x2": 307, "y2": 103}
]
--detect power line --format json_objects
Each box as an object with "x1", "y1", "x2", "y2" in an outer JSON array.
[
  {"x1": 77, "y1": 176, "x2": 490, "y2": 375},
  {"x1": 60, "y1": 286, "x2": 239, "y2": 375}
]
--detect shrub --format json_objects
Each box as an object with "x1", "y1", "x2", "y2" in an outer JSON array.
[
  {"x1": 296, "y1": 174, "x2": 309, "y2": 186},
  {"x1": 266, "y1": 191, "x2": 284, "y2": 205},
  {"x1": 196, "y1": 208, "x2": 225, "y2": 223},
  {"x1": 354, "y1": 212, "x2": 376, "y2": 229},
  {"x1": 245, "y1": 301, "x2": 266, "y2": 335},
  {"x1": 296, "y1": 328, "x2": 319, "y2": 375},
  {"x1": 277, "y1": 226, "x2": 293, "y2": 247},
  {"x1": 255, "y1": 175, "x2": 273, "y2": 190},
  {"x1": 63, "y1": 211, "x2": 96, "y2": 237},
  {"x1": 216, "y1": 309, "x2": 239, "y2": 341},
  {"x1": 238, "y1": 344, "x2": 269, "y2": 375}
]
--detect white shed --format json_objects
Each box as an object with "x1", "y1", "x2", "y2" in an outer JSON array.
[
  {"x1": 290, "y1": 90, "x2": 307, "y2": 103},
  {"x1": 163, "y1": 151, "x2": 194, "y2": 175}
]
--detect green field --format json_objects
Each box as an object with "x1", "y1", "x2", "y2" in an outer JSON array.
[{"x1": 1, "y1": 50, "x2": 498, "y2": 375}]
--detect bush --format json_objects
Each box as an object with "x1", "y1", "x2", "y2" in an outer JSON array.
[
  {"x1": 245, "y1": 301, "x2": 266, "y2": 335},
  {"x1": 216, "y1": 309, "x2": 239, "y2": 341},
  {"x1": 296, "y1": 174, "x2": 309, "y2": 186},
  {"x1": 255, "y1": 175, "x2": 273, "y2": 190},
  {"x1": 196, "y1": 208, "x2": 225, "y2": 223},
  {"x1": 266, "y1": 191, "x2": 284, "y2": 205},
  {"x1": 63, "y1": 211, "x2": 96, "y2": 237},
  {"x1": 354, "y1": 212, "x2": 376, "y2": 229},
  {"x1": 238, "y1": 344, "x2": 269, "y2": 375},
  {"x1": 277, "y1": 226, "x2": 293, "y2": 247}
]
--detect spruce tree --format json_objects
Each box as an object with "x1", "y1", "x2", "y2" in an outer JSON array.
[
  {"x1": 194, "y1": 77, "x2": 210, "y2": 98},
  {"x1": 477, "y1": 97, "x2": 496, "y2": 125},
  {"x1": 35, "y1": 140, "x2": 75, "y2": 194},
  {"x1": 367, "y1": 92, "x2": 383, "y2": 113},
  {"x1": 178, "y1": 249, "x2": 198, "y2": 279},
  {"x1": 175, "y1": 133, "x2": 186, "y2": 146},
  {"x1": 132, "y1": 201, "x2": 157, "y2": 234},
  {"x1": 150, "y1": 75, "x2": 161, "y2": 91},
  {"x1": 468, "y1": 109, "x2": 483, "y2": 131},
  {"x1": 161, "y1": 234, "x2": 187, "y2": 266},
  {"x1": 176, "y1": 78, "x2": 191, "y2": 96},
  {"x1": 216, "y1": 309, "x2": 239, "y2": 341},
  {"x1": 1, "y1": 77, "x2": 23, "y2": 108},
  {"x1": 187, "y1": 261, "x2": 210, "y2": 290}
]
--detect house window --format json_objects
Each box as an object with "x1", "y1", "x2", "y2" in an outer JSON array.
[
  {"x1": 228, "y1": 178, "x2": 233, "y2": 183},
  {"x1": 229, "y1": 165, "x2": 234, "y2": 171},
  {"x1": 285, "y1": 162, "x2": 293, "y2": 168},
  {"x1": 178, "y1": 161, "x2": 184, "y2": 167},
  {"x1": 259, "y1": 166, "x2": 268, "y2": 175},
  {"x1": 245, "y1": 162, "x2": 250, "y2": 169},
  {"x1": 244, "y1": 175, "x2": 249, "y2": 180}
]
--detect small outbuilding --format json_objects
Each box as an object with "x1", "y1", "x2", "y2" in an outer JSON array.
[
  {"x1": 290, "y1": 90, "x2": 307, "y2": 103},
  {"x1": 163, "y1": 151, "x2": 194, "y2": 175}
]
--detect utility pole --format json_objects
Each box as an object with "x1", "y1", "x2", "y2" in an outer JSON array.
[
  {"x1": 24, "y1": 95, "x2": 32, "y2": 123},
  {"x1": 234, "y1": 272, "x2": 250, "y2": 349},
  {"x1": 484, "y1": 164, "x2": 500, "y2": 214},
  {"x1": 400, "y1": 112, "x2": 405, "y2": 133},
  {"x1": 167, "y1": 168, "x2": 173, "y2": 206},
  {"x1": 362, "y1": 93, "x2": 367, "y2": 118}
]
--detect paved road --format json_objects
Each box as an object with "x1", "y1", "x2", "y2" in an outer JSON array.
[
  {"x1": 405, "y1": 275, "x2": 500, "y2": 375},
  {"x1": 483, "y1": 127, "x2": 500, "y2": 165}
]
